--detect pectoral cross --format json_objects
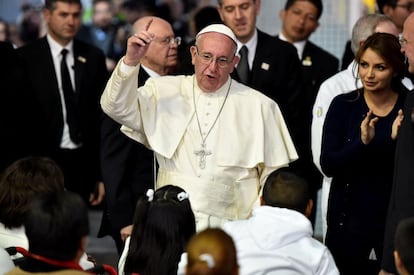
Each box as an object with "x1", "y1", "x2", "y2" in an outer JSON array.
[{"x1": 194, "y1": 143, "x2": 212, "y2": 169}]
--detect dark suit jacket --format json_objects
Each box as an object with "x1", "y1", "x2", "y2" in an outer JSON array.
[
  {"x1": 99, "y1": 66, "x2": 155, "y2": 247},
  {"x1": 232, "y1": 30, "x2": 304, "y2": 134},
  {"x1": 17, "y1": 37, "x2": 107, "y2": 195},
  {"x1": 0, "y1": 42, "x2": 30, "y2": 172},
  {"x1": 382, "y1": 90, "x2": 414, "y2": 273},
  {"x1": 301, "y1": 40, "x2": 339, "y2": 115}
]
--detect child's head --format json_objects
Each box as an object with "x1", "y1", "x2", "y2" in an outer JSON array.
[
  {"x1": 186, "y1": 228, "x2": 238, "y2": 275},
  {"x1": 394, "y1": 217, "x2": 414, "y2": 275},
  {"x1": 125, "y1": 185, "x2": 196, "y2": 274},
  {"x1": 261, "y1": 168, "x2": 312, "y2": 216},
  {"x1": 0, "y1": 156, "x2": 64, "y2": 228}
]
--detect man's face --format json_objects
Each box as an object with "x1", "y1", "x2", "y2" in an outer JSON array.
[
  {"x1": 141, "y1": 19, "x2": 178, "y2": 75},
  {"x1": 401, "y1": 15, "x2": 414, "y2": 73},
  {"x1": 218, "y1": 0, "x2": 260, "y2": 43},
  {"x1": 191, "y1": 32, "x2": 239, "y2": 92},
  {"x1": 279, "y1": 0, "x2": 319, "y2": 43},
  {"x1": 0, "y1": 22, "x2": 7, "y2": 42},
  {"x1": 383, "y1": 0, "x2": 414, "y2": 32},
  {"x1": 43, "y1": 1, "x2": 82, "y2": 46},
  {"x1": 92, "y1": 1, "x2": 113, "y2": 29}
]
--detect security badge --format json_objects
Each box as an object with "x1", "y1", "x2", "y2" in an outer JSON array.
[
  {"x1": 302, "y1": 56, "x2": 312, "y2": 66},
  {"x1": 77, "y1": 56, "x2": 87, "y2": 63},
  {"x1": 261, "y1": 62, "x2": 270, "y2": 71}
]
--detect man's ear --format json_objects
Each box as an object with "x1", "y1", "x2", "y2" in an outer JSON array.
[
  {"x1": 382, "y1": 5, "x2": 393, "y2": 17},
  {"x1": 305, "y1": 199, "x2": 313, "y2": 218},
  {"x1": 260, "y1": 196, "x2": 265, "y2": 206},
  {"x1": 279, "y1": 9, "x2": 286, "y2": 22},
  {"x1": 394, "y1": 250, "x2": 407, "y2": 275},
  {"x1": 190, "y1": 46, "x2": 197, "y2": 65}
]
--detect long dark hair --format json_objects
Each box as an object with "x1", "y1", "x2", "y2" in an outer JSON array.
[
  {"x1": 124, "y1": 185, "x2": 196, "y2": 275},
  {"x1": 355, "y1": 32, "x2": 406, "y2": 94}
]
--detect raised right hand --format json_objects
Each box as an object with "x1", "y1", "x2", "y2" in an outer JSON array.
[{"x1": 123, "y1": 19, "x2": 154, "y2": 66}]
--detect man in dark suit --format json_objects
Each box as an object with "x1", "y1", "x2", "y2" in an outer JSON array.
[
  {"x1": 381, "y1": 12, "x2": 414, "y2": 275},
  {"x1": 217, "y1": 0, "x2": 304, "y2": 170},
  {"x1": 278, "y1": 0, "x2": 339, "y2": 225},
  {"x1": 17, "y1": 0, "x2": 107, "y2": 205},
  {"x1": 0, "y1": 42, "x2": 30, "y2": 172},
  {"x1": 99, "y1": 16, "x2": 181, "y2": 253}
]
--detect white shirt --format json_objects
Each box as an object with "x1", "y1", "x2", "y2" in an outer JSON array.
[
  {"x1": 47, "y1": 35, "x2": 79, "y2": 149},
  {"x1": 0, "y1": 223, "x2": 93, "y2": 269},
  {"x1": 223, "y1": 206, "x2": 339, "y2": 275},
  {"x1": 0, "y1": 248, "x2": 14, "y2": 274}
]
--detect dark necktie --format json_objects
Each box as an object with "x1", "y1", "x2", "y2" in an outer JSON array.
[
  {"x1": 237, "y1": 45, "x2": 250, "y2": 85},
  {"x1": 61, "y1": 49, "x2": 80, "y2": 144}
]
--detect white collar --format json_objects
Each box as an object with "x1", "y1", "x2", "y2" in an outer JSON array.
[
  {"x1": 278, "y1": 32, "x2": 306, "y2": 59},
  {"x1": 47, "y1": 34, "x2": 74, "y2": 59},
  {"x1": 141, "y1": 64, "x2": 161, "y2": 78}
]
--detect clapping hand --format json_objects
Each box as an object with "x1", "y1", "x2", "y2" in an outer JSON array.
[
  {"x1": 361, "y1": 110, "x2": 379, "y2": 145},
  {"x1": 391, "y1": 109, "x2": 404, "y2": 140}
]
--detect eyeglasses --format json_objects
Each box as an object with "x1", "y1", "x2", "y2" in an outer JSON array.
[
  {"x1": 395, "y1": 2, "x2": 414, "y2": 12},
  {"x1": 194, "y1": 46, "x2": 234, "y2": 68},
  {"x1": 154, "y1": 36, "x2": 181, "y2": 46},
  {"x1": 399, "y1": 36, "x2": 410, "y2": 46}
]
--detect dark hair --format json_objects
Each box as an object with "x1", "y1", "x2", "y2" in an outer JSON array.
[
  {"x1": 125, "y1": 185, "x2": 196, "y2": 275},
  {"x1": 218, "y1": 0, "x2": 256, "y2": 5},
  {"x1": 193, "y1": 7, "x2": 222, "y2": 34},
  {"x1": 377, "y1": 0, "x2": 398, "y2": 13},
  {"x1": 0, "y1": 157, "x2": 64, "y2": 228},
  {"x1": 25, "y1": 191, "x2": 89, "y2": 261},
  {"x1": 395, "y1": 217, "x2": 414, "y2": 274},
  {"x1": 355, "y1": 32, "x2": 406, "y2": 93},
  {"x1": 44, "y1": 0, "x2": 82, "y2": 10},
  {"x1": 186, "y1": 228, "x2": 238, "y2": 275},
  {"x1": 262, "y1": 168, "x2": 310, "y2": 213},
  {"x1": 121, "y1": 0, "x2": 155, "y2": 12},
  {"x1": 284, "y1": 0, "x2": 323, "y2": 19}
]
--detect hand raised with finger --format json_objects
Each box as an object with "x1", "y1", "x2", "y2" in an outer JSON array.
[{"x1": 124, "y1": 19, "x2": 154, "y2": 66}]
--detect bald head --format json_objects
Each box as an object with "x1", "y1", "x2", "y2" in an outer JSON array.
[
  {"x1": 132, "y1": 16, "x2": 178, "y2": 75},
  {"x1": 351, "y1": 14, "x2": 398, "y2": 55}
]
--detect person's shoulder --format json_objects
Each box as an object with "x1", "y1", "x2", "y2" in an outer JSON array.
[
  {"x1": 73, "y1": 39, "x2": 105, "y2": 56},
  {"x1": 305, "y1": 41, "x2": 339, "y2": 64},
  {"x1": 257, "y1": 30, "x2": 296, "y2": 51},
  {"x1": 318, "y1": 68, "x2": 356, "y2": 94},
  {"x1": 17, "y1": 37, "x2": 47, "y2": 54},
  {"x1": 231, "y1": 80, "x2": 276, "y2": 104},
  {"x1": 222, "y1": 218, "x2": 248, "y2": 237},
  {"x1": 153, "y1": 74, "x2": 189, "y2": 85},
  {"x1": 48, "y1": 270, "x2": 92, "y2": 275},
  {"x1": 330, "y1": 90, "x2": 359, "y2": 106},
  {"x1": 0, "y1": 41, "x2": 13, "y2": 51}
]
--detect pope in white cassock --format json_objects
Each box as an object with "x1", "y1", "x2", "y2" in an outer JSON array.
[{"x1": 100, "y1": 22, "x2": 298, "y2": 230}]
